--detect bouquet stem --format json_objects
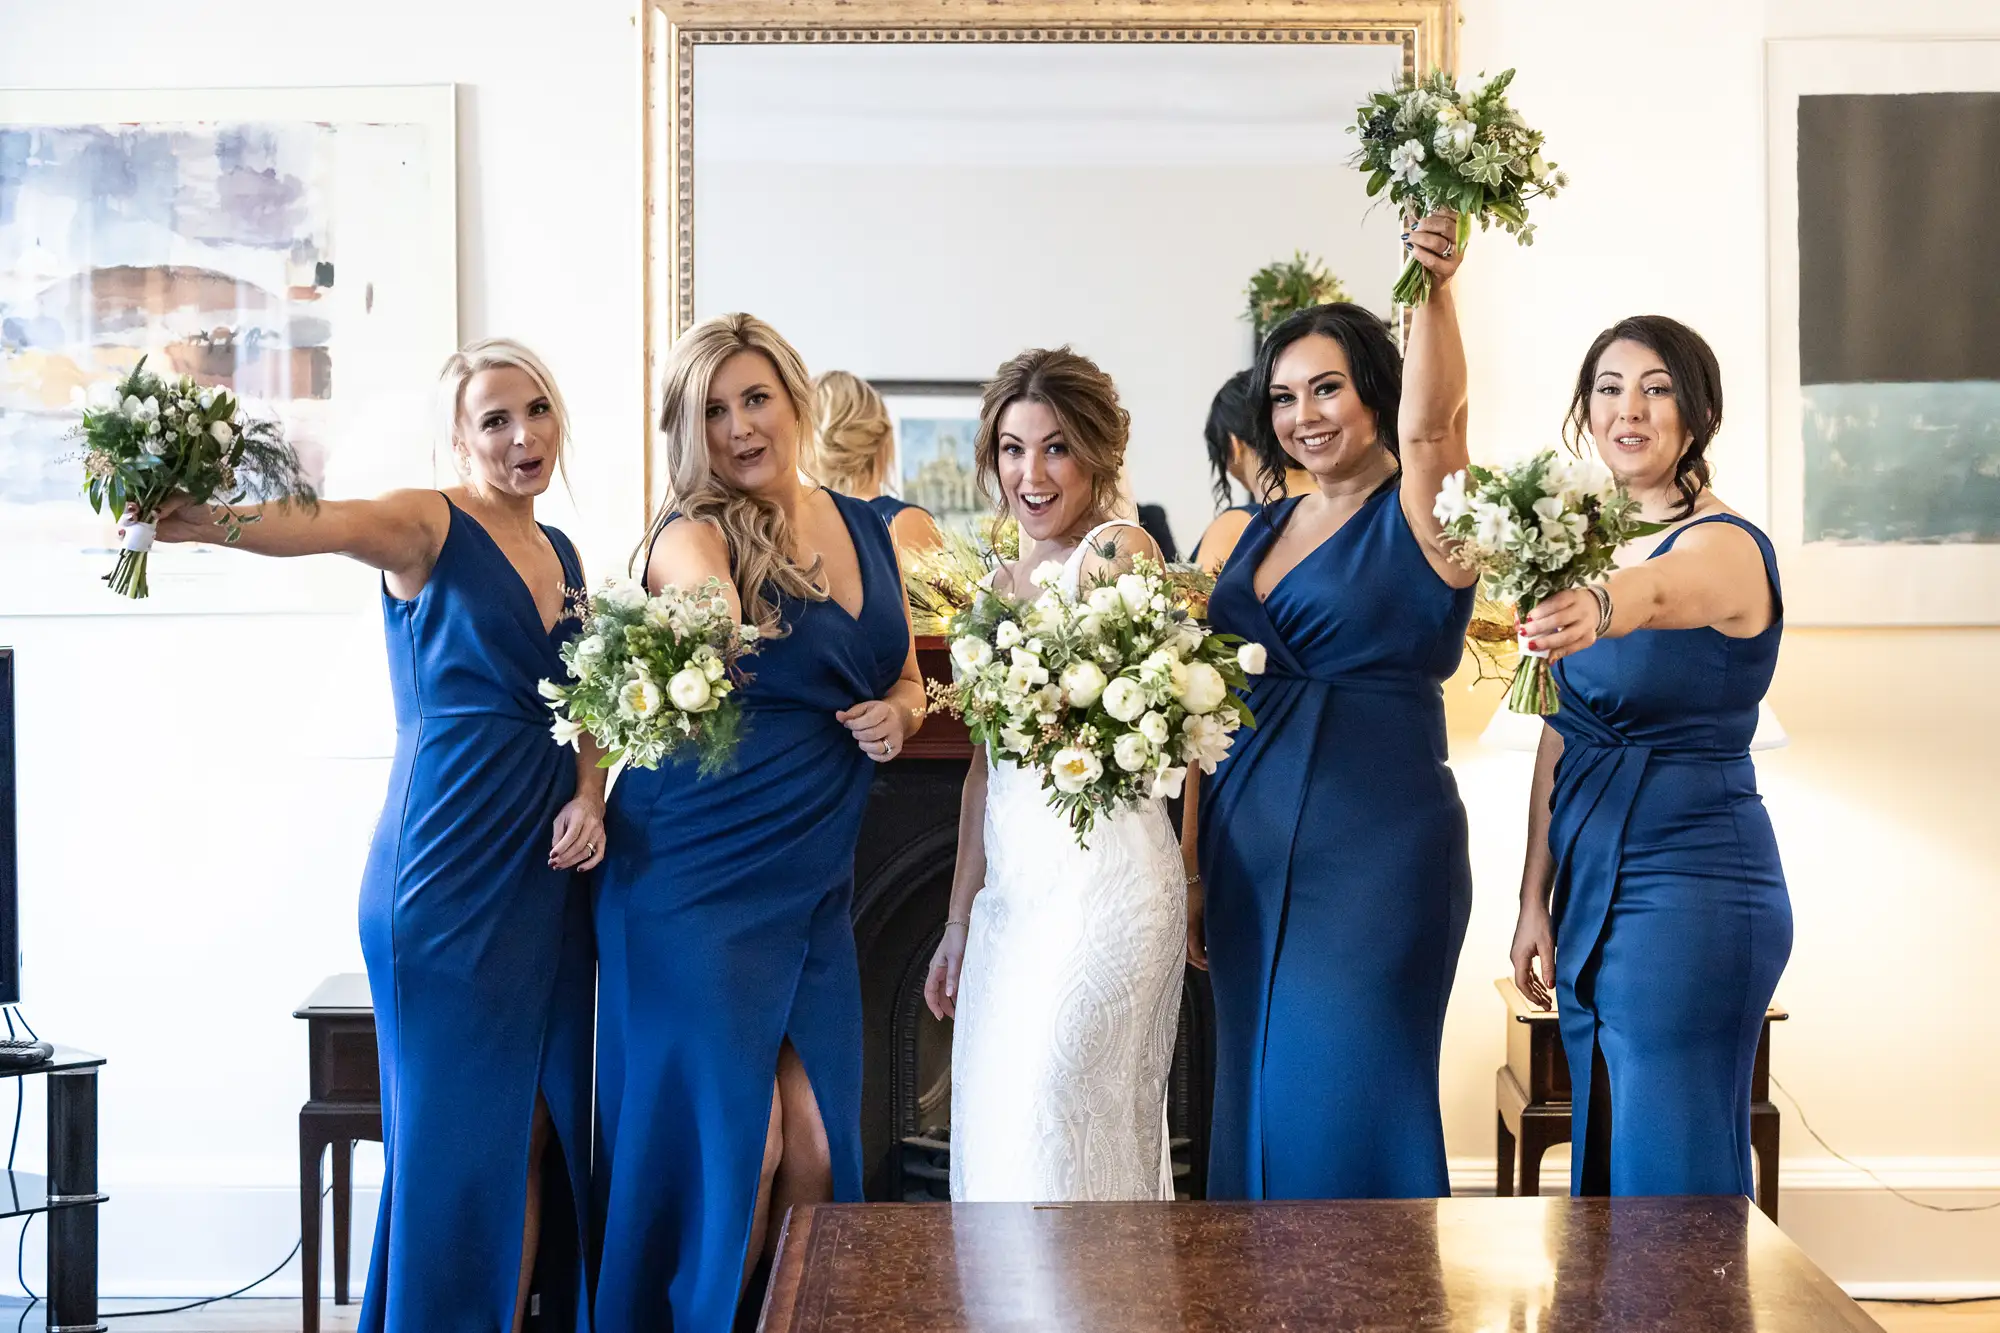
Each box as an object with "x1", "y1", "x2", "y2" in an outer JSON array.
[
  {"x1": 1393, "y1": 211, "x2": 1474, "y2": 308},
  {"x1": 106, "y1": 550, "x2": 150, "y2": 599},
  {"x1": 1506, "y1": 656, "x2": 1559, "y2": 715}
]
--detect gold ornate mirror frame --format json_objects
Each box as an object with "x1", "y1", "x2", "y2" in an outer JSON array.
[{"x1": 640, "y1": 0, "x2": 1457, "y2": 506}]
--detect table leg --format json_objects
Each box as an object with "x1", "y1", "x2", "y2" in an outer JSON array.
[
  {"x1": 333, "y1": 1138, "x2": 353, "y2": 1304},
  {"x1": 300, "y1": 1121, "x2": 325, "y2": 1333},
  {"x1": 1751, "y1": 1106, "x2": 1780, "y2": 1222},
  {"x1": 46, "y1": 1068, "x2": 104, "y2": 1333},
  {"x1": 1496, "y1": 1113, "x2": 1516, "y2": 1197},
  {"x1": 1518, "y1": 1117, "x2": 1567, "y2": 1199}
]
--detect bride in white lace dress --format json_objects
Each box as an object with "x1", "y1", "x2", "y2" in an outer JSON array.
[{"x1": 924, "y1": 347, "x2": 1186, "y2": 1203}]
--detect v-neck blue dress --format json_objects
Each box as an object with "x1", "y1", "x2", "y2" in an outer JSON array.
[
  {"x1": 359, "y1": 497, "x2": 594, "y2": 1331},
  {"x1": 1199, "y1": 483, "x2": 1474, "y2": 1200},
  {"x1": 592, "y1": 490, "x2": 910, "y2": 1331},
  {"x1": 1547, "y1": 514, "x2": 1791, "y2": 1198}
]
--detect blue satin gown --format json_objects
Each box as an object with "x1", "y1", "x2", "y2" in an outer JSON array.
[
  {"x1": 1548, "y1": 514, "x2": 1792, "y2": 1197},
  {"x1": 1199, "y1": 481, "x2": 1474, "y2": 1200},
  {"x1": 358, "y1": 498, "x2": 594, "y2": 1332},
  {"x1": 592, "y1": 490, "x2": 909, "y2": 1331}
]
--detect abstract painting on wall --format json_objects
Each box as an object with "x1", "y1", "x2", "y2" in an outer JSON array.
[
  {"x1": 1767, "y1": 40, "x2": 2000, "y2": 624},
  {"x1": 0, "y1": 87, "x2": 456, "y2": 613}
]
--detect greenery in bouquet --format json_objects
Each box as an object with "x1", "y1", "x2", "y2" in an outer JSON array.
[
  {"x1": 540, "y1": 576, "x2": 760, "y2": 775},
  {"x1": 1350, "y1": 67, "x2": 1567, "y2": 306},
  {"x1": 1245, "y1": 251, "x2": 1352, "y2": 342},
  {"x1": 1435, "y1": 450, "x2": 1656, "y2": 715},
  {"x1": 74, "y1": 356, "x2": 318, "y2": 597},
  {"x1": 926, "y1": 555, "x2": 1264, "y2": 845}
]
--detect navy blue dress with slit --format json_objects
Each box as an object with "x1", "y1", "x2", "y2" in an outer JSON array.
[
  {"x1": 1548, "y1": 514, "x2": 1792, "y2": 1198},
  {"x1": 358, "y1": 497, "x2": 594, "y2": 1332},
  {"x1": 591, "y1": 490, "x2": 908, "y2": 1331},
  {"x1": 1198, "y1": 482, "x2": 1474, "y2": 1200}
]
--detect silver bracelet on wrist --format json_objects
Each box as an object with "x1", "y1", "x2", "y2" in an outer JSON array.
[{"x1": 1585, "y1": 583, "x2": 1614, "y2": 638}]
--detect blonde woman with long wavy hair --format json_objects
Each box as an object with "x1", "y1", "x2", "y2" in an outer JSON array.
[
  {"x1": 590, "y1": 313, "x2": 924, "y2": 1331},
  {"x1": 135, "y1": 339, "x2": 601, "y2": 1333},
  {"x1": 808, "y1": 369, "x2": 944, "y2": 558}
]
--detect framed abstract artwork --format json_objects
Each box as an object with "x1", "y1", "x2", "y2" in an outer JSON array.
[
  {"x1": 0, "y1": 86, "x2": 457, "y2": 614},
  {"x1": 1766, "y1": 39, "x2": 2000, "y2": 625}
]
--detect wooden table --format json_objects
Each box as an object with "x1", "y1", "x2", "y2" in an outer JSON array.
[
  {"x1": 294, "y1": 973, "x2": 382, "y2": 1333},
  {"x1": 1494, "y1": 977, "x2": 1786, "y2": 1219},
  {"x1": 757, "y1": 1196, "x2": 1880, "y2": 1332}
]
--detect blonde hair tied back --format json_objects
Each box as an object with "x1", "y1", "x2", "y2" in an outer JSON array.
[
  {"x1": 640, "y1": 312, "x2": 823, "y2": 635},
  {"x1": 807, "y1": 369, "x2": 895, "y2": 497},
  {"x1": 436, "y1": 337, "x2": 574, "y2": 488}
]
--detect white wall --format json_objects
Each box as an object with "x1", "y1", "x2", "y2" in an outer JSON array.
[
  {"x1": 0, "y1": 0, "x2": 1995, "y2": 1302},
  {"x1": 0, "y1": 0, "x2": 645, "y2": 1296}
]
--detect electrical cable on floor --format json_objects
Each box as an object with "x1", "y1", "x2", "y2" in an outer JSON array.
[{"x1": 98, "y1": 1193, "x2": 328, "y2": 1321}]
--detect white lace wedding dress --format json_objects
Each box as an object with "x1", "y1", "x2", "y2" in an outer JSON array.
[{"x1": 949, "y1": 520, "x2": 1187, "y2": 1203}]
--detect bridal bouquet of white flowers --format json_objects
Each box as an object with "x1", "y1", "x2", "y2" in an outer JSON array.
[
  {"x1": 928, "y1": 556, "x2": 1264, "y2": 845},
  {"x1": 1350, "y1": 67, "x2": 1566, "y2": 307},
  {"x1": 1435, "y1": 451, "x2": 1655, "y2": 715},
  {"x1": 539, "y1": 576, "x2": 759, "y2": 775},
  {"x1": 74, "y1": 357, "x2": 317, "y2": 598}
]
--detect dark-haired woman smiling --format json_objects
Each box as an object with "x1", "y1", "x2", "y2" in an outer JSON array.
[
  {"x1": 1510, "y1": 316, "x2": 1790, "y2": 1201},
  {"x1": 1182, "y1": 213, "x2": 1475, "y2": 1200}
]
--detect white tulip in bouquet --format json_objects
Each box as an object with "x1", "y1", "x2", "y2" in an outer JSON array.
[
  {"x1": 1435, "y1": 451, "x2": 1656, "y2": 715},
  {"x1": 928, "y1": 556, "x2": 1265, "y2": 845},
  {"x1": 74, "y1": 357, "x2": 317, "y2": 598},
  {"x1": 1350, "y1": 67, "x2": 1567, "y2": 307},
  {"x1": 539, "y1": 576, "x2": 760, "y2": 775}
]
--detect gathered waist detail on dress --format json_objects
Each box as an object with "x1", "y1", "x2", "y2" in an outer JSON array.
[
  {"x1": 1256, "y1": 669, "x2": 1438, "y2": 697},
  {"x1": 401, "y1": 706, "x2": 550, "y2": 727}
]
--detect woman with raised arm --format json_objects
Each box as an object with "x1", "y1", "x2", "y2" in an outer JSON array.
[
  {"x1": 1510, "y1": 316, "x2": 1790, "y2": 1200},
  {"x1": 1189, "y1": 367, "x2": 1314, "y2": 575},
  {"x1": 591, "y1": 315, "x2": 924, "y2": 1331},
  {"x1": 1183, "y1": 213, "x2": 1474, "y2": 1200},
  {"x1": 136, "y1": 339, "x2": 601, "y2": 1333},
  {"x1": 808, "y1": 369, "x2": 945, "y2": 560},
  {"x1": 923, "y1": 347, "x2": 1186, "y2": 1204}
]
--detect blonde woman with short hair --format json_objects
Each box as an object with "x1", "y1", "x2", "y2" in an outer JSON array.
[
  {"x1": 591, "y1": 314, "x2": 924, "y2": 1331},
  {"x1": 137, "y1": 339, "x2": 602, "y2": 1332},
  {"x1": 808, "y1": 369, "x2": 944, "y2": 557}
]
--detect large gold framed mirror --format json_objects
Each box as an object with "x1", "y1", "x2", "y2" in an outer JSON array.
[{"x1": 642, "y1": 0, "x2": 1456, "y2": 535}]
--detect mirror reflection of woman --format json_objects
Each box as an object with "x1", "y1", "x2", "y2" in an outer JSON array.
[
  {"x1": 1183, "y1": 213, "x2": 1475, "y2": 1201},
  {"x1": 809, "y1": 369, "x2": 945, "y2": 559},
  {"x1": 590, "y1": 315, "x2": 924, "y2": 1332},
  {"x1": 924, "y1": 347, "x2": 1187, "y2": 1203},
  {"x1": 135, "y1": 340, "x2": 602, "y2": 1332},
  {"x1": 1189, "y1": 367, "x2": 1314, "y2": 575},
  {"x1": 1510, "y1": 317, "x2": 1790, "y2": 1200}
]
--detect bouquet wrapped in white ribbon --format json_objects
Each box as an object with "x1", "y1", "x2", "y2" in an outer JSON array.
[
  {"x1": 1435, "y1": 451, "x2": 1655, "y2": 715},
  {"x1": 74, "y1": 357, "x2": 317, "y2": 598},
  {"x1": 1350, "y1": 68, "x2": 1566, "y2": 307},
  {"x1": 927, "y1": 556, "x2": 1264, "y2": 845},
  {"x1": 539, "y1": 576, "x2": 760, "y2": 775}
]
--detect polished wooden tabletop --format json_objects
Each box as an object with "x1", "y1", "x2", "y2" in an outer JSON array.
[{"x1": 758, "y1": 1195, "x2": 1881, "y2": 1332}]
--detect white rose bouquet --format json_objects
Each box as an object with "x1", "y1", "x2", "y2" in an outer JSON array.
[
  {"x1": 539, "y1": 576, "x2": 760, "y2": 775},
  {"x1": 927, "y1": 556, "x2": 1265, "y2": 845},
  {"x1": 1435, "y1": 451, "x2": 1656, "y2": 715},
  {"x1": 74, "y1": 357, "x2": 317, "y2": 598},
  {"x1": 1350, "y1": 67, "x2": 1567, "y2": 307}
]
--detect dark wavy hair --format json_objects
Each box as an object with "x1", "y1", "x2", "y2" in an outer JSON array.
[
  {"x1": 1249, "y1": 303, "x2": 1403, "y2": 498},
  {"x1": 1564, "y1": 315, "x2": 1722, "y2": 520},
  {"x1": 1203, "y1": 368, "x2": 1257, "y2": 510}
]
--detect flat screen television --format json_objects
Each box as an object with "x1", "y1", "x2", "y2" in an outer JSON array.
[{"x1": 0, "y1": 648, "x2": 16, "y2": 1004}]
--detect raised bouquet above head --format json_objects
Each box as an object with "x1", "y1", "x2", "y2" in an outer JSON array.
[
  {"x1": 540, "y1": 576, "x2": 760, "y2": 775},
  {"x1": 75, "y1": 357, "x2": 318, "y2": 598},
  {"x1": 1435, "y1": 451, "x2": 1657, "y2": 716},
  {"x1": 926, "y1": 555, "x2": 1265, "y2": 846},
  {"x1": 1350, "y1": 67, "x2": 1567, "y2": 307}
]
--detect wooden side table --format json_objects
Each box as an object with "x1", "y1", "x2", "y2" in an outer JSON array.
[
  {"x1": 295, "y1": 974, "x2": 382, "y2": 1333},
  {"x1": 1493, "y1": 977, "x2": 1786, "y2": 1220}
]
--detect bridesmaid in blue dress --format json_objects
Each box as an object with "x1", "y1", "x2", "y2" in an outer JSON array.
[
  {"x1": 1189, "y1": 368, "x2": 1314, "y2": 576},
  {"x1": 1183, "y1": 213, "x2": 1475, "y2": 1200},
  {"x1": 593, "y1": 316, "x2": 925, "y2": 1331},
  {"x1": 809, "y1": 368, "x2": 944, "y2": 561},
  {"x1": 1512, "y1": 316, "x2": 1791, "y2": 1198},
  {"x1": 140, "y1": 340, "x2": 604, "y2": 1331}
]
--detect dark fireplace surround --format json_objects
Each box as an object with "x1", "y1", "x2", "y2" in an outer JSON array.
[{"x1": 847, "y1": 642, "x2": 1216, "y2": 1202}]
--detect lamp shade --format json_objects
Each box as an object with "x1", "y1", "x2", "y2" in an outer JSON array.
[{"x1": 1479, "y1": 700, "x2": 1789, "y2": 753}]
